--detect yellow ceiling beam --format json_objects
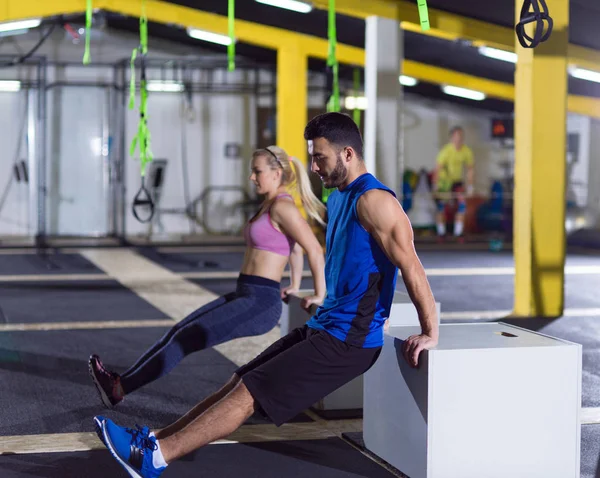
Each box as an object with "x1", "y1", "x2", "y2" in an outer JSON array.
[
  {"x1": 405, "y1": 61, "x2": 600, "y2": 119},
  {"x1": 312, "y1": 0, "x2": 600, "y2": 73},
  {"x1": 0, "y1": 0, "x2": 84, "y2": 20},
  {"x1": 1, "y1": 0, "x2": 600, "y2": 119},
  {"x1": 567, "y1": 94, "x2": 600, "y2": 119},
  {"x1": 403, "y1": 61, "x2": 514, "y2": 102},
  {"x1": 101, "y1": 0, "x2": 281, "y2": 50}
]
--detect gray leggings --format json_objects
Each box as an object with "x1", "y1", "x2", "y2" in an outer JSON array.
[{"x1": 120, "y1": 274, "x2": 282, "y2": 394}]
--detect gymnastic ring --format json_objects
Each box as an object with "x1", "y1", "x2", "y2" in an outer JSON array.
[{"x1": 515, "y1": 0, "x2": 553, "y2": 48}]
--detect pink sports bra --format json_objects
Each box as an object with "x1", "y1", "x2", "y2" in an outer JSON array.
[{"x1": 244, "y1": 193, "x2": 296, "y2": 256}]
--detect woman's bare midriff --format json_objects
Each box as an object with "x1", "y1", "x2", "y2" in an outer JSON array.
[{"x1": 240, "y1": 247, "x2": 289, "y2": 282}]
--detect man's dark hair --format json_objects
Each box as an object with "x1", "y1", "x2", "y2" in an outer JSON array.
[{"x1": 304, "y1": 112, "x2": 364, "y2": 160}]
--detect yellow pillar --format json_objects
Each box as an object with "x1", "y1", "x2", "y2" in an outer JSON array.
[
  {"x1": 277, "y1": 42, "x2": 308, "y2": 165},
  {"x1": 277, "y1": 42, "x2": 308, "y2": 217},
  {"x1": 513, "y1": 1, "x2": 569, "y2": 317}
]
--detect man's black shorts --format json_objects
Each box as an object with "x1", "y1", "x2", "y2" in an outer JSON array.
[{"x1": 235, "y1": 325, "x2": 382, "y2": 427}]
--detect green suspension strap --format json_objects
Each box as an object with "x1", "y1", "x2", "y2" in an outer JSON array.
[
  {"x1": 325, "y1": 0, "x2": 340, "y2": 114},
  {"x1": 352, "y1": 68, "x2": 361, "y2": 128},
  {"x1": 82, "y1": 0, "x2": 92, "y2": 64},
  {"x1": 417, "y1": 0, "x2": 430, "y2": 31},
  {"x1": 130, "y1": 0, "x2": 155, "y2": 223},
  {"x1": 228, "y1": 0, "x2": 236, "y2": 71},
  {"x1": 322, "y1": 0, "x2": 339, "y2": 203}
]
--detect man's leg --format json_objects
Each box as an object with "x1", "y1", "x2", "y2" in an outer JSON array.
[
  {"x1": 158, "y1": 379, "x2": 256, "y2": 463},
  {"x1": 157, "y1": 328, "x2": 382, "y2": 464},
  {"x1": 96, "y1": 327, "x2": 309, "y2": 477},
  {"x1": 435, "y1": 197, "x2": 447, "y2": 238},
  {"x1": 453, "y1": 183, "x2": 466, "y2": 239},
  {"x1": 154, "y1": 374, "x2": 240, "y2": 440},
  {"x1": 155, "y1": 326, "x2": 312, "y2": 454}
]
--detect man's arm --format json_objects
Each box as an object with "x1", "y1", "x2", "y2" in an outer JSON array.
[
  {"x1": 356, "y1": 189, "x2": 438, "y2": 367},
  {"x1": 466, "y1": 165, "x2": 475, "y2": 195},
  {"x1": 432, "y1": 149, "x2": 445, "y2": 191}
]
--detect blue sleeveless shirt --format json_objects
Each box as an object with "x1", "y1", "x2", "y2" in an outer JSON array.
[{"x1": 307, "y1": 173, "x2": 398, "y2": 348}]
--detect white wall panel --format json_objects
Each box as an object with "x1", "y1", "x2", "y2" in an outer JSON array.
[
  {"x1": 124, "y1": 91, "x2": 256, "y2": 237},
  {"x1": 46, "y1": 86, "x2": 110, "y2": 236},
  {"x1": 0, "y1": 91, "x2": 31, "y2": 236}
]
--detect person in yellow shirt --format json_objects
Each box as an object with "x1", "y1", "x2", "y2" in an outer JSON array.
[{"x1": 432, "y1": 126, "x2": 474, "y2": 241}]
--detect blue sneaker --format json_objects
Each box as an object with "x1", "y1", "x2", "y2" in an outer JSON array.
[
  {"x1": 100, "y1": 418, "x2": 166, "y2": 478},
  {"x1": 93, "y1": 415, "x2": 106, "y2": 446}
]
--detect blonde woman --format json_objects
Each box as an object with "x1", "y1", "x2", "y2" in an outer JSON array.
[{"x1": 89, "y1": 146, "x2": 326, "y2": 408}]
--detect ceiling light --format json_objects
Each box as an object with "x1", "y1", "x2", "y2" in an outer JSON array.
[
  {"x1": 255, "y1": 0, "x2": 313, "y2": 13},
  {"x1": 187, "y1": 28, "x2": 234, "y2": 46},
  {"x1": 399, "y1": 75, "x2": 418, "y2": 87},
  {"x1": 344, "y1": 96, "x2": 367, "y2": 110},
  {"x1": 0, "y1": 18, "x2": 41, "y2": 34},
  {"x1": 442, "y1": 85, "x2": 486, "y2": 101},
  {"x1": 146, "y1": 81, "x2": 185, "y2": 93},
  {"x1": 478, "y1": 46, "x2": 517, "y2": 64},
  {"x1": 0, "y1": 81, "x2": 21, "y2": 92},
  {"x1": 569, "y1": 67, "x2": 600, "y2": 84}
]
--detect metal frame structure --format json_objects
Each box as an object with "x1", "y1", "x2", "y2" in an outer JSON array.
[
  {"x1": 0, "y1": 54, "x2": 277, "y2": 247},
  {"x1": 113, "y1": 56, "x2": 277, "y2": 242},
  {"x1": 0, "y1": 56, "x2": 46, "y2": 247}
]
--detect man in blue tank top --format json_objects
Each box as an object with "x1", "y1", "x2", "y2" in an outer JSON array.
[
  {"x1": 304, "y1": 112, "x2": 438, "y2": 353},
  {"x1": 94, "y1": 113, "x2": 439, "y2": 478}
]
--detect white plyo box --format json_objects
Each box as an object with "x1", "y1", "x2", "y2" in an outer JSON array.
[
  {"x1": 280, "y1": 289, "x2": 441, "y2": 412},
  {"x1": 363, "y1": 322, "x2": 582, "y2": 478}
]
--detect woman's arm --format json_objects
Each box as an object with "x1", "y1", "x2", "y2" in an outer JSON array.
[
  {"x1": 271, "y1": 200, "x2": 326, "y2": 307},
  {"x1": 281, "y1": 243, "x2": 304, "y2": 299}
]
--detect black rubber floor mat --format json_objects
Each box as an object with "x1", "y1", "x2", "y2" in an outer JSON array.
[
  {"x1": 0, "y1": 280, "x2": 167, "y2": 324},
  {"x1": 0, "y1": 437, "x2": 397, "y2": 478},
  {"x1": 0, "y1": 327, "x2": 310, "y2": 436},
  {"x1": 137, "y1": 248, "x2": 245, "y2": 272},
  {"x1": 0, "y1": 253, "x2": 103, "y2": 275}
]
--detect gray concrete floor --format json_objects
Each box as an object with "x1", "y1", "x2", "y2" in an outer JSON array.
[{"x1": 0, "y1": 245, "x2": 597, "y2": 477}]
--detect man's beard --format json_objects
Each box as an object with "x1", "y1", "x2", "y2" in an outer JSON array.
[{"x1": 322, "y1": 154, "x2": 347, "y2": 189}]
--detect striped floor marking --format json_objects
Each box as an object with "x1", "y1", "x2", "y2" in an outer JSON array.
[
  {"x1": 0, "y1": 265, "x2": 600, "y2": 282},
  {"x1": 156, "y1": 245, "x2": 247, "y2": 254},
  {"x1": 0, "y1": 319, "x2": 175, "y2": 332},
  {"x1": 1, "y1": 409, "x2": 598, "y2": 456},
  {"x1": 181, "y1": 265, "x2": 600, "y2": 280},
  {"x1": 0, "y1": 419, "x2": 363, "y2": 455},
  {"x1": 423, "y1": 265, "x2": 600, "y2": 276},
  {"x1": 2, "y1": 308, "x2": 600, "y2": 333},
  {"x1": 0, "y1": 273, "x2": 109, "y2": 282},
  {"x1": 440, "y1": 308, "x2": 600, "y2": 320},
  {"x1": 79, "y1": 249, "x2": 216, "y2": 322},
  {"x1": 581, "y1": 408, "x2": 600, "y2": 425}
]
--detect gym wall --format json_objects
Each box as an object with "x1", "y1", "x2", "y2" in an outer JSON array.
[{"x1": 0, "y1": 27, "x2": 596, "y2": 239}]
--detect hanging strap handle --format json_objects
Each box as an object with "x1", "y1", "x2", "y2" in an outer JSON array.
[
  {"x1": 416, "y1": 0, "x2": 430, "y2": 31},
  {"x1": 352, "y1": 68, "x2": 361, "y2": 127},
  {"x1": 326, "y1": 0, "x2": 340, "y2": 113},
  {"x1": 132, "y1": 176, "x2": 155, "y2": 223},
  {"x1": 130, "y1": 0, "x2": 155, "y2": 223},
  {"x1": 228, "y1": 0, "x2": 236, "y2": 71},
  {"x1": 515, "y1": 0, "x2": 553, "y2": 48},
  {"x1": 322, "y1": 0, "x2": 339, "y2": 204},
  {"x1": 83, "y1": 0, "x2": 93, "y2": 64}
]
